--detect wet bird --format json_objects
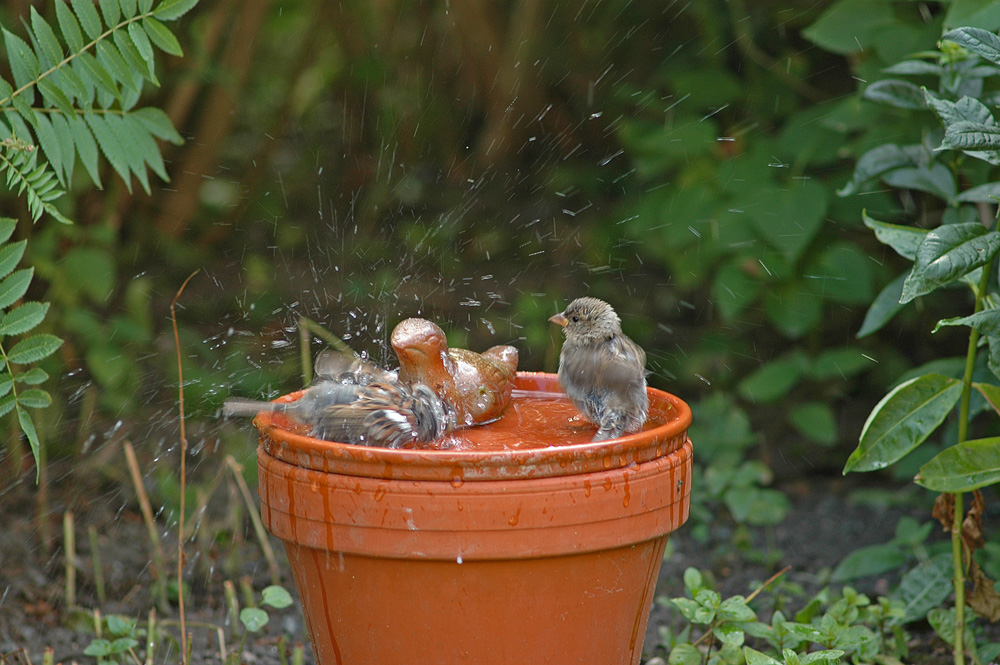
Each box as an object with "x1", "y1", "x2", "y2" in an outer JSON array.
[
  {"x1": 391, "y1": 317, "x2": 518, "y2": 428},
  {"x1": 549, "y1": 297, "x2": 648, "y2": 441},
  {"x1": 222, "y1": 374, "x2": 451, "y2": 449}
]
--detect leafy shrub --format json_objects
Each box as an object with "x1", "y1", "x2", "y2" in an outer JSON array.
[
  {"x1": 0, "y1": 0, "x2": 195, "y2": 471},
  {"x1": 837, "y1": 21, "x2": 1000, "y2": 665}
]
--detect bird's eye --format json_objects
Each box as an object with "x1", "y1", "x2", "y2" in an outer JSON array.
[{"x1": 571, "y1": 315, "x2": 580, "y2": 322}]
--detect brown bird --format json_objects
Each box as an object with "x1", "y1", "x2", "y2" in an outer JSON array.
[
  {"x1": 391, "y1": 318, "x2": 518, "y2": 428},
  {"x1": 549, "y1": 297, "x2": 648, "y2": 441},
  {"x1": 222, "y1": 376, "x2": 450, "y2": 448}
]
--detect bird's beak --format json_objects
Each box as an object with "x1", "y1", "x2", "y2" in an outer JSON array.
[{"x1": 548, "y1": 312, "x2": 568, "y2": 327}]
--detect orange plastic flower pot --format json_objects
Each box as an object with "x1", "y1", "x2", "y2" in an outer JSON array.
[{"x1": 255, "y1": 372, "x2": 692, "y2": 665}]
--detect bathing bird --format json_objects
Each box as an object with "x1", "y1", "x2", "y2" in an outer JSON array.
[{"x1": 549, "y1": 297, "x2": 648, "y2": 441}]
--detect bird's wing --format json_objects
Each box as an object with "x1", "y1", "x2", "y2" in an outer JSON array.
[{"x1": 585, "y1": 335, "x2": 647, "y2": 391}]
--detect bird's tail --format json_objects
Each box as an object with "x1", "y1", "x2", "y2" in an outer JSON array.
[{"x1": 222, "y1": 398, "x2": 286, "y2": 418}]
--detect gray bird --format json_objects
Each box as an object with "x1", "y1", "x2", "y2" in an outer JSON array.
[{"x1": 549, "y1": 297, "x2": 649, "y2": 441}]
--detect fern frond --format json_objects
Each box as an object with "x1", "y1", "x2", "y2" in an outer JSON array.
[
  {"x1": 0, "y1": 142, "x2": 71, "y2": 223},
  {"x1": 0, "y1": 0, "x2": 195, "y2": 197}
]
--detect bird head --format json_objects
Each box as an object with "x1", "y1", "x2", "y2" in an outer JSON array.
[{"x1": 549, "y1": 297, "x2": 622, "y2": 344}]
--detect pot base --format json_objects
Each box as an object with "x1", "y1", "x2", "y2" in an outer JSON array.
[{"x1": 286, "y1": 537, "x2": 668, "y2": 665}]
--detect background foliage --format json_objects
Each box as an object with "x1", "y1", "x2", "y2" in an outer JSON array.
[{"x1": 8, "y1": 0, "x2": 1000, "y2": 661}]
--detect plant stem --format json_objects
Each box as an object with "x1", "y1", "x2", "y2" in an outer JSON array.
[
  {"x1": 953, "y1": 258, "x2": 995, "y2": 665},
  {"x1": 171, "y1": 270, "x2": 199, "y2": 665}
]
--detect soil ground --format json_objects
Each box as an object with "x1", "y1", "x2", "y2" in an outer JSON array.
[{"x1": 0, "y1": 456, "x2": 956, "y2": 665}]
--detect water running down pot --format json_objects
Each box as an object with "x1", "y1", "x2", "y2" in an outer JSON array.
[{"x1": 255, "y1": 372, "x2": 693, "y2": 665}]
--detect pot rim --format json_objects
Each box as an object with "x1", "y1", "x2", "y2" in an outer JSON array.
[{"x1": 254, "y1": 371, "x2": 692, "y2": 481}]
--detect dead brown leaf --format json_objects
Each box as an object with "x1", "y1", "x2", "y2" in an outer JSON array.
[
  {"x1": 933, "y1": 493, "x2": 954, "y2": 532},
  {"x1": 963, "y1": 490, "x2": 986, "y2": 553},
  {"x1": 967, "y1": 558, "x2": 1000, "y2": 622}
]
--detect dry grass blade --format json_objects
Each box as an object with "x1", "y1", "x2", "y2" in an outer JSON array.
[
  {"x1": 171, "y1": 269, "x2": 199, "y2": 665},
  {"x1": 225, "y1": 454, "x2": 281, "y2": 586},
  {"x1": 124, "y1": 440, "x2": 169, "y2": 612}
]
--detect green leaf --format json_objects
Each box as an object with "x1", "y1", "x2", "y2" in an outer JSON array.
[
  {"x1": 56, "y1": 1, "x2": 85, "y2": 52},
  {"x1": 809, "y1": 347, "x2": 872, "y2": 380},
  {"x1": 748, "y1": 180, "x2": 828, "y2": 263},
  {"x1": 108, "y1": 114, "x2": 152, "y2": 191},
  {"x1": 838, "y1": 144, "x2": 923, "y2": 197},
  {"x1": 934, "y1": 309, "x2": 1000, "y2": 335},
  {"x1": 96, "y1": 41, "x2": 137, "y2": 92},
  {"x1": 0, "y1": 240, "x2": 28, "y2": 280},
  {"x1": 113, "y1": 28, "x2": 150, "y2": 78},
  {"x1": 142, "y1": 17, "x2": 182, "y2": 56},
  {"x1": 7, "y1": 334, "x2": 64, "y2": 364},
  {"x1": 0, "y1": 302, "x2": 49, "y2": 336},
  {"x1": 801, "y1": 0, "x2": 894, "y2": 55},
  {"x1": 944, "y1": 27, "x2": 1000, "y2": 66},
  {"x1": 894, "y1": 553, "x2": 955, "y2": 623},
  {"x1": 845, "y1": 374, "x2": 962, "y2": 473},
  {"x1": 0, "y1": 372, "x2": 13, "y2": 398},
  {"x1": 17, "y1": 405, "x2": 41, "y2": 481},
  {"x1": 48, "y1": 113, "x2": 75, "y2": 184},
  {"x1": 37, "y1": 77, "x2": 76, "y2": 118},
  {"x1": 743, "y1": 647, "x2": 781, "y2": 665},
  {"x1": 75, "y1": 52, "x2": 119, "y2": 98},
  {"x1": 900, "y1": 224, "x2": 1000, "y2": 303},
  {"x1": 832, "y1": 543, "x2": 906, "y2": 582},
  {"x1": 916, "y1": 437, "x2": 1000, "y2": 491},
  {"x1": 669, "y1": 644, "x2": 703, "y2": 665},
  {"x1": 925, "y1": 90, "x2": 996, "y2": 129},
  {"x1": 857, "y1": 272, "x2": 907, "y2": 338},
  {"x1": 0, "y1": 268, "x2": 34, "y2": 309},
  {"x1": 808, "y1": 241, "x2": 875, "y2": 305},
  {"x1": 864, "y1": 79, "x2": 926, "y2": 109},
  {"x1": 0, "y1": 218, "x2": 15, "y2": 244},
  {"x1": 65, "y1": 247, "x2": 116, "y2": 302},
  {"x1": 711, "y1": 260, "x2": 762, "y2": 322},
  {"x1": 70, "y1": 115, "x2": 101, "y2": 187},
  {"x1": 4, "y1": 29, "x2": 41, "y2": 94},
  {"x1": 738, "y1": 352, "x2": 807, "y2": 403},
  {"x1": 16, "y1": 367, "x2": 48, "y2": 384},
  {"x1": 85, "y1": 114, "x2": 132, "y2": 190},
  {"x1": 17, "y1": 388, "x2": 52, "y2": 409},
  {"x1": 30, "y1": 7, "x2": 65, "y2": 68},
  {"x1": 32, "y1": 115, "x2": 65, "y2": 186},
  {"x1": 239, "y1": 607, "x2": 269, "y2": 632},
  {"x1": 882, "y1": 163, "x2": 957, "y2": 202},
  {"x1": 261, "y1": 585, "x2": 293, "y2": 608},
  {"x1": 884, "y1": 60, "x2": 942, "y2": 76},
  {"x1": 127, "y1": 22, "x2": 157, "y2": 74},
  {"x1": 153, "y1": 0, "x2": 199, "y2": 21},
  {"x1": 957, "y1": 182, "x2": 1000, "y2": 203},
  {"x1": 133, "y1": 107, "x2": 183, "y2": 144},
  {"x1": 942, "y1": 121, "x2": 1000, "y2": 151},
  {"x1": 71, "y1": 0, "x2": 104, "y2": 40},
  {"x1": 862, "y1": 210, "x2": 928, "y2": 261},
  {"x1": 83, "y1": 639, "x2": 113, "y2": 658},
  {"x1": 789, "y1": 402, "x2": 837, "y2": 446},
  {"x1": 99, "y1": 0, "x2": 121, "y2": 27}
]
